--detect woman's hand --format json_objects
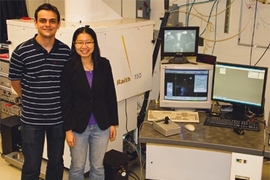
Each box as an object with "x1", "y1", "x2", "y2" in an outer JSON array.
[
  {"x1": 109, "y1": 126, "x2": 117, "y2": 141},
  {"x1": 66, "y1": 130, "x2": 76, "y2": 147}
]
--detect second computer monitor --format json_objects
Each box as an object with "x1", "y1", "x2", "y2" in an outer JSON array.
[{"x1": 212, "y1": 61, "x2": 268, "y2": 120}]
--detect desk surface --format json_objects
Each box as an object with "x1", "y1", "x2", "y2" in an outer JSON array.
[{"x1": 139, "y1": 100, "x2": 265, "y2": 156}]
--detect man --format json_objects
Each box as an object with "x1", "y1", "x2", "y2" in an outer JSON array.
[{"x1": 8, "y1": 3, "x2": 70, "y2": 180}]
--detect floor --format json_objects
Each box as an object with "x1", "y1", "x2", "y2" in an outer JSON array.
[
  {"x1": 0, "y1": 155, "x2": 143, "y2": 180},
  {"x1": 262, "y1": 160, "x2": 270, "y2": 180},
  {"x1": 0, "y1": 133, "x2": 144, "y2": 180},
  {"x1": 0, "y1": 133, "x2": 269, "y2": 180}
]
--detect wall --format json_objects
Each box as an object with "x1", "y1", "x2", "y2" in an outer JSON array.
[
  {"x1": 23, "y1": 0, "x2": 270, "y2": 120},
  {"x1": 25, "y1": 0, "x2": 136, "y2": 19},
  {"x1": 149, "y1": 0, "x2": 270, "y2": 121},
  {"x1": 25, "y1": 0, "x2": 65, "y2": 18}
]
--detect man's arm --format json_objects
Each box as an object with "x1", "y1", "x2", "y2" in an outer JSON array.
[{"x1": 10, "y1": 80, "x2": 22, "y2": 97}]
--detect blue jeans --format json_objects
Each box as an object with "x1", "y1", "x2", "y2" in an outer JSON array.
[
  {"x1": 21, "y1": 122, "x2": 65, "y2": 180},
  {"x1": 69, "y1": 124, "x2": 109, "y2": 180}
]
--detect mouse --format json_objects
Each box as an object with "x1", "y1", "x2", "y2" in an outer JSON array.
[
  {"x1": 233, "y1": 128, "x2": 245, "y2": 135},
  {"x1": 185, "y1": 124, "x2": 195, "y2": 132}
]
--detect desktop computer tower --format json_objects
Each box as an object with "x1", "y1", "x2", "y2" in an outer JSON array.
[
  {"x1": 1, "y1": 115, "x2": 22, "y2": 154},
  {"x1": 103, "y1": 149, "x2": 129, "y2": 180}
]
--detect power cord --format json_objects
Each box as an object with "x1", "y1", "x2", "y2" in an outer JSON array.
[
  {"x1": 124, "y1": 138, "x2": 146, "y2": 164},
  {"x1": 124, "y1": 121, "x2": 150, "y2": 180},
  {"x1": 245, "y1": 106, "x2": 256, "y2": 118},
  {"x1": 128, "y1": 170, "x2": 140, "y2": 180},
  {"x1": 0, "y1": 152, "x2": 4, "y2": 159},
  {"x1": 123, "y1": 139, "x2": 146, "y2": 180}
]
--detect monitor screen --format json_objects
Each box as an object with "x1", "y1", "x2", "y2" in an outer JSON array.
[
  {"x1": 161, "y1": 26, "x2": 199, "y2": 58},
  {"x1": 159, "y1": 63, "x2": 213, "y2": 110},
  {"x1": 212, "y1": 62, "x2": 268, "y2": 119}
]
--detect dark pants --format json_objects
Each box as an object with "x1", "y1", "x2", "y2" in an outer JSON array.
[{"x1": 21, "y1": 122, "x2": 65, "y2": 180}]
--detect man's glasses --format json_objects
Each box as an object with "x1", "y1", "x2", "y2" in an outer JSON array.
[{"x1": 75, "y1": 41, "x2": 94, "y2": 47}]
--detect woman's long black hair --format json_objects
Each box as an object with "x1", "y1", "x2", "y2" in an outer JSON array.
[{"x1": 70, "y1": 26, "x2": 101, "y2": 68}]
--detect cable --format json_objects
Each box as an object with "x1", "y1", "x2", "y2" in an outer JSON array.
[
  {"x1": 128, "y1": 173, "x2": 138, "y2": 180},
  {"x1": 199, "y1": 0, "x2": 218, "y2": 36},
  {"x1": 124, "y1": 99, "x2": 129, "y2": 134},
  {"x1": 169, "y1": 0, "x2": 215, "y2": 13},
  {"x1": 186, "y1": 0, "x2": 196, "y2": 26},
  {"x1": 125, "y1": 121, "x2": 152, "y2": 180},
  {"x1": 0, "y1": 153, "x2": 4, "y2": 159},
  {"x1": 202, "y1": 11, "x2": 252, "y2": 43},
  {"x1": 139, "y1": 142, "x2": 146, "y2": 180},
  {"x1": 139, "y1": 120, "x2": 153, "y2": 132},
  {"x1": 265, "y1": 120, "x2": 270, "y2": 134},
  {"x1": 123, "y1": 98, "x2": 138, "y2": 145},
  {"x1": 123, "y1": 99, "x2": 135, "y2": 143},
  {"x1": 179, "y1": 0, "x2": 245, "y2": 53},
  {"x1": 253, "y1": 43, "x2": 270, "y2": 66},
  {"x1": 167, "y1": 1, "x2": 246, "y2": 44},
  {"x1": 245, "y1": 106, "x2": 256, "y2": 118},
  {"x1": 128, "y1": 170, "x2": 140, "y2": 180},
  {"x1": 192, "y1": 0, "x2": 235, "y2": 19},
  {"x1": 124, "y1": 139, "x2": 146, "y2": 180},
  {"x1": 125, "y1": 140, "x2": 145, "y2": 163}
]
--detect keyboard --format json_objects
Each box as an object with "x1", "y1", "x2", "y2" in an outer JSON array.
[
  {"x1": 204, "y1": 116, "x2": 260, "y2": 131},
  {"x1": 147, "y1": 110, "x2": 199, "y2": 123}
]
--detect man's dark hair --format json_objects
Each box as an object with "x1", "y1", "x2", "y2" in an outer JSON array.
[{"x1": 34, "y1": 3, "x2": 60, "y2": 22}]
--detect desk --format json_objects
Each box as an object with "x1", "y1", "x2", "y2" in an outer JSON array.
[{"x1": 139, "y1": 100, "x2": 265, "y2": 180}]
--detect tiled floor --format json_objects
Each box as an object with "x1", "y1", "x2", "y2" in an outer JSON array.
[{"x1": 0, "y1": 133, "x2": 269, "y2": 180}]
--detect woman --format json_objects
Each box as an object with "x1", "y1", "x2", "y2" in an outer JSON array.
[{"x1": 60, "y1": 26, "x2": 119, "y2": 180}]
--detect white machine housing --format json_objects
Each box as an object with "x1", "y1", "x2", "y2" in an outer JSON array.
[
  {"x1": 7, "y1": 19, "x2": 154, "y2": 102},
  {"x1": 7, "y1": 18, "x2": 155, "y2": 170}
]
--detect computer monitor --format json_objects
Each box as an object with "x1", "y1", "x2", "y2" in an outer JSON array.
[
  {"x1": 159, "y1": 63, "x2": 213, "y2": 110},
  {"x1": 212, "y1": 62, "x2": 268, "y2": 120},
  {"x1": 161, "y1": 26, "x2": 199, "y2": 64}
]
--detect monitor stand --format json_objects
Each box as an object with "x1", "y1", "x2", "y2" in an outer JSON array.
[
  {"x1": 224, "y1": 105, "x2": 248, "y2": 121},
  {"x1": 168, "y1": 53, "x2": 197, "y2": 65}
]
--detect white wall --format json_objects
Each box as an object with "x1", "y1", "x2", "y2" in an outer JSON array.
[
  {"x1": 149, "y1": 0, "x2": 270, "y2": 121},
  {"x1": 25, "y1": 0, "x2": 136, "y2": 19},
  {"x1": 26, "y1": 0, "x2": 65, "y2": 18},
  {"x1": 24, "y1": 0, "x2": 270, "y2": 120}
]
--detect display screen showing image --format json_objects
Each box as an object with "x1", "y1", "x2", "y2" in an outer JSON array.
[
  {"x1": 164, "y1": 29, "x2": 196, "y2": 53},
  {"x1": 164, "y1": 69, "x2": 208, "y2": 101},
  {"x1": 161, "y1": 26, "x2": 199, "y2": 57},
  {"x1": 159, "y1": 63, "x2": 213, "y2": 110},
  {"x1": 212, "y1": 62, "x2": 268, "y2": 107}
]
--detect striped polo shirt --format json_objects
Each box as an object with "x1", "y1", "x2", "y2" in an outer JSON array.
[{"x1": 8, "y1": 36, "x2": 70, "y2": 125}]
